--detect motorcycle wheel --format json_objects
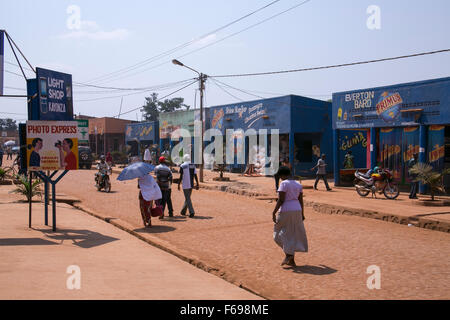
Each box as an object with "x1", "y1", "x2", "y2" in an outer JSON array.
[
  {"x1": 96, "y1": 184, "x2": 102, "y2": 191},
  {"x1": 105, "y1": 182, "x2": 111, "y2": 193},
  {"x1": 383, "y1": 182, "x2": 399, "y2": 199},
  {"x1": 356, "y1": 182, "x2": 370, "y2": 197}
]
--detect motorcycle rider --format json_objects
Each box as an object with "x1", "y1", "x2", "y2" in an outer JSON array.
[{"x1": 95, "y1": 155, "x2": 111, "y2": 186}]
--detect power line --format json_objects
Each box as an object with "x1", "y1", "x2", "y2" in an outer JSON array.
[
  {"x1": 212, "y1": 78, "x2": 265, "y2": 100},
  {"x1": 81, "y1": 0, "x2": 283, "y2": 85},
  {"x1": 209, "y1": 78, "x2": 245, "y2": 102},
  {"x1": 116, "y1": 79, "x2": 198, "y2": 117},
  {"x1": 94, "y1": 0, "x2": 314, "y2": 85},
  {"x1": 212, "y1": 48, "x2": 450, "y2": 78},
  {"x1": 75, "y1": 79, "x2": 196, "y2": 102},
  {"x1": 6, "y1": 60, "x2": 198, "y2": 92}
]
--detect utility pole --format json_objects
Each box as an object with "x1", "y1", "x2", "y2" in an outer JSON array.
[
  {"x1": 172, "y1": 59, "x2": 207, "y2": 182},
  {"x1": 199, "y1": 73, "x2": 207, "y2": 182}
]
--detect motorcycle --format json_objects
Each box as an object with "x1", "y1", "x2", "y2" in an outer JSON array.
[
  {"x1": 95, "y1": 169, "x2": 112, "y2": 192},
  {"x1": 354, "y1": 169, "x2": 399, "y2": 199}
]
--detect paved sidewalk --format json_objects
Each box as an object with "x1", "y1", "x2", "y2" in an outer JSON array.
[{"x1": 0, "y1": 187, "x2": 260, "y2": 300}]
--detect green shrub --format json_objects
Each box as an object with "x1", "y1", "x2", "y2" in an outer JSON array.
[
  {"x1": 10, "y1": 175, "x2": 43, "y2": 201},
  {"x1": 111, "y1": 151, "x2": 128, "y2": 164}
]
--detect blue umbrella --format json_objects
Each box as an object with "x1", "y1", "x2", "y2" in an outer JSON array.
[{"x1": 117, "y1": 162, "x2": 155, "y2": 181}]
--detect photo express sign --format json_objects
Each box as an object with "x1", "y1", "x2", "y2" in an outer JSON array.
[
  {"x1": 36, "y1": 67, "x2": 73, "y2": 120},
  {"x1": 26, "y1": 121, "x2": 80, "y2": 171},
  {"x1": 332, "y1": 77, "x2": 450, "y2": 129}
]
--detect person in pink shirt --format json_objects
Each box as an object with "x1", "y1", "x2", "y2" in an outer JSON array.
[{"x1": 272, "y1": 166, "x2": 308, "y2": 267}]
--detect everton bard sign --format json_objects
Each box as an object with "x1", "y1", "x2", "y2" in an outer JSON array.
[
  {"x1": 332, "y1": 77, "x2": 450, "y2": 129},
  {"x1": 31, "y1": 67, "x2": 74, "y2": 121}
]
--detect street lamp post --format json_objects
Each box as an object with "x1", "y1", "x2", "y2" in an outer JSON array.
[{"x1": 172, "y1": 59, "x2": 206, "y2": 182}]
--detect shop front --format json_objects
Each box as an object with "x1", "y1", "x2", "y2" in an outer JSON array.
[
  {"x1": 125, "y1": 121, "x2": 159, "y2": 159},
  {"x1": 208, "y1": 95, "x2": 332, "y2": 176},
  {"x1": 332, "y1": 77, "x2": 450, "y2": 191},
  {"x1": 159, "y1": 110, "x2": 195, "y2": 160}
]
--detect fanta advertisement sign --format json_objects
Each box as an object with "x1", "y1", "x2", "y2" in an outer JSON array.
[{"x1": 376, "y1": 92, "x2": 402, "y2": 122}]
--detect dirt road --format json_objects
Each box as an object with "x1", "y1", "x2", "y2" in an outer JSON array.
[{"x1": 56, "y1": 169, "x2": 450, "y2": 299}]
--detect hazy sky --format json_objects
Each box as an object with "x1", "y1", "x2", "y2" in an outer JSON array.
[{"x1": 1, "y1": 0, "x2": 449, "y2": 123}]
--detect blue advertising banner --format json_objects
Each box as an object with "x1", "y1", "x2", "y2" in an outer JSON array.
[
  {"x1": 402, "y1": 126, "x2": 420, "y2": 182},
  {"x1": 332, "y1": 77, "x2": 450, "y2": 129},
  {"x1": 35, "y1": 67, "x2": 73, "y2": 121},
  {"x1": 209, "y1": 96, "x2": 291, "y2": 134},
  {"x1": 0, "y1": 30, "x2": 4, "y2": 96},
  {"x1": 125, "y1": 121, "x2": 159, "y2": 143},
  {"x1": 428, "y1": 125, "x2": 445, "y2": 172}
]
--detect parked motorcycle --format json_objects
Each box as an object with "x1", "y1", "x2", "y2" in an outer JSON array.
[
  {"x1": 95, "y1": 169, "x2": 112, "y2": 192},
  {"x1": 354, "y1": 169, "x2": 399, "y2": 199}
]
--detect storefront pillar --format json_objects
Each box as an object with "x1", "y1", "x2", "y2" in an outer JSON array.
[
  {"x1": 370, "y1": 127, "x2": 377, "y2": 169},
  {"x1": 333, "y1": 129, "x2": 340, "y2": 186},
  {"x1": 419, "y1": 125, "x2": 428, "y2": 194},
  {"x1": 289, "y1": 133, "x2": 295, "y2": 174}
]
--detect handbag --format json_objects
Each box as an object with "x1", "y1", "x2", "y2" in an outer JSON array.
[{"x1": 150, "y1": 201, "x2": 163, "y2": 217}]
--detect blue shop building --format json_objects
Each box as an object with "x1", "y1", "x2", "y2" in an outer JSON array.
[
  {"x1": 332, "y1": 77, "x2": 450, "y2": 191},
  {"x1": 207, "y1": 95, "x2": 333, "y2": 176},
  {"x1": 125, "y1": 121, "x2": 159, "y2": 158}
]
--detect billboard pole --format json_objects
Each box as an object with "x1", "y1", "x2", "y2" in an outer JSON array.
[{"x1": 28, "y1": 172, "x2": 32, "y2": 228}]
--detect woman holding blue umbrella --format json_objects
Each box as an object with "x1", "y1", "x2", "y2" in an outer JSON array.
[{"x1": 117, "y1": 162, "x2": 162, "y2": 227}]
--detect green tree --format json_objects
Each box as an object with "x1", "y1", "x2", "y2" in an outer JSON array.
[
  {"x1": 141, "y1": 93, "x2": 159, "y2": 122},
  {"x1": 141, "y1": 93, "x2": 190, "y2": 121},
  {"x1": 0, "y1": 118, "x2": 18, "y2": 131}
]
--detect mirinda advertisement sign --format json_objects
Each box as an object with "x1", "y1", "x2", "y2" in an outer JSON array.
[{"x1": 26, "y1": 121, "x2": 79, "y2": 171}]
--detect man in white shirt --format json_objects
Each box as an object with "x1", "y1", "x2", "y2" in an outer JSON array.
[
  {"x1": 177, "y1": 154, "x2": 199, "y2": 218},
  {"x1": 143, "y1": 145, "x2": 151, "y2": 163}
]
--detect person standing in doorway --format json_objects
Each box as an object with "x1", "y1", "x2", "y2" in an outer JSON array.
[
  {"x1": 311, "y1": 154, "x2": 332, "y2": 191},
  {"x1": 155, "y1": 156, "x2": 174, "y2": 218},
  {"x1": 408, "y1": 153, "x2": 419, "y2": 199},
  {"x1": 143, "y1": 145, "x2": 151, "y2": 164},
  {"x1": 178, "y1": 154, "x2": 199, "y2": 218}
]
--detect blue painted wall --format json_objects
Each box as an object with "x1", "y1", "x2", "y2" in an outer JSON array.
[{"x1": 207, "y1": 95, "x2": 333, "y2": 176}]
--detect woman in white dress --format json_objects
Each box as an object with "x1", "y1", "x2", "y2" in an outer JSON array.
[
  {"x1": 272, "y1": 166, "x2": 308, "y2": 267},
  {"x1": 138, "y1": 173, "x2": 162, "y2": 228}
]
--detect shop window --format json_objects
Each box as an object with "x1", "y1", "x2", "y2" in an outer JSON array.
[{"x1": 113, "y1": 139, "x2": 119, "y2": 151}]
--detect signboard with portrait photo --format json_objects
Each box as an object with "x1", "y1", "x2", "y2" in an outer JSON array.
[{"x1": 26, "y1": 121, "x2": 80, "y2": 171}]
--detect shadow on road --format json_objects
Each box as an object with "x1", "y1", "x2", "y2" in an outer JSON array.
[
  {"x1": 160, "y1": 216, "x2": 188, "y2": 222},
  {"x1": 287, "y1": 264, "x2": 338, "y2": 275},
  {"x1": 0, "y1": 238, "x2": 58, "y2": 246},
  {"x1": 189, "y1": 216, "x2": 213, "y2": 220},
  {"x1": 134, "y1": 225, "x2": 176, "y2": 234},
  {"x1": 33, "y1": 228, "x2": 119, "y2": 249}
]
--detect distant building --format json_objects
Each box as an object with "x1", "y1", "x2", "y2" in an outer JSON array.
[{"x1": 85, "y1": 117, "x2": 134, "y2": 155}]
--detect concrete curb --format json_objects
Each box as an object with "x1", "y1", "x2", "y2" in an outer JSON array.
[
  {"x1": 304, "y1": 201, "x2": 450, "y2": 233},
  {"x1": 200, "y1": 182, "x2": 450, "y2": 234},
  {"x1": 69, "y1": 201, "x2": 267, "y2": 300}
]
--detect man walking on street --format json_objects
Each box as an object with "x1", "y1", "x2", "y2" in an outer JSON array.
[
  {"x1": 0, "y1": 145, "x2": 3, "y2": 167},
  {"x1": 178, "y1": 154, "x2": 199, "y2": 218},
  {"x1": 408, "y1": 153, "x2": 419, "y2": 199},
  {"x1": 155, "y1": 156, "x2": 174, "y2": 218},
  {"x1": 311, "y1": 154, "x2": 332, "y2": 191}
]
